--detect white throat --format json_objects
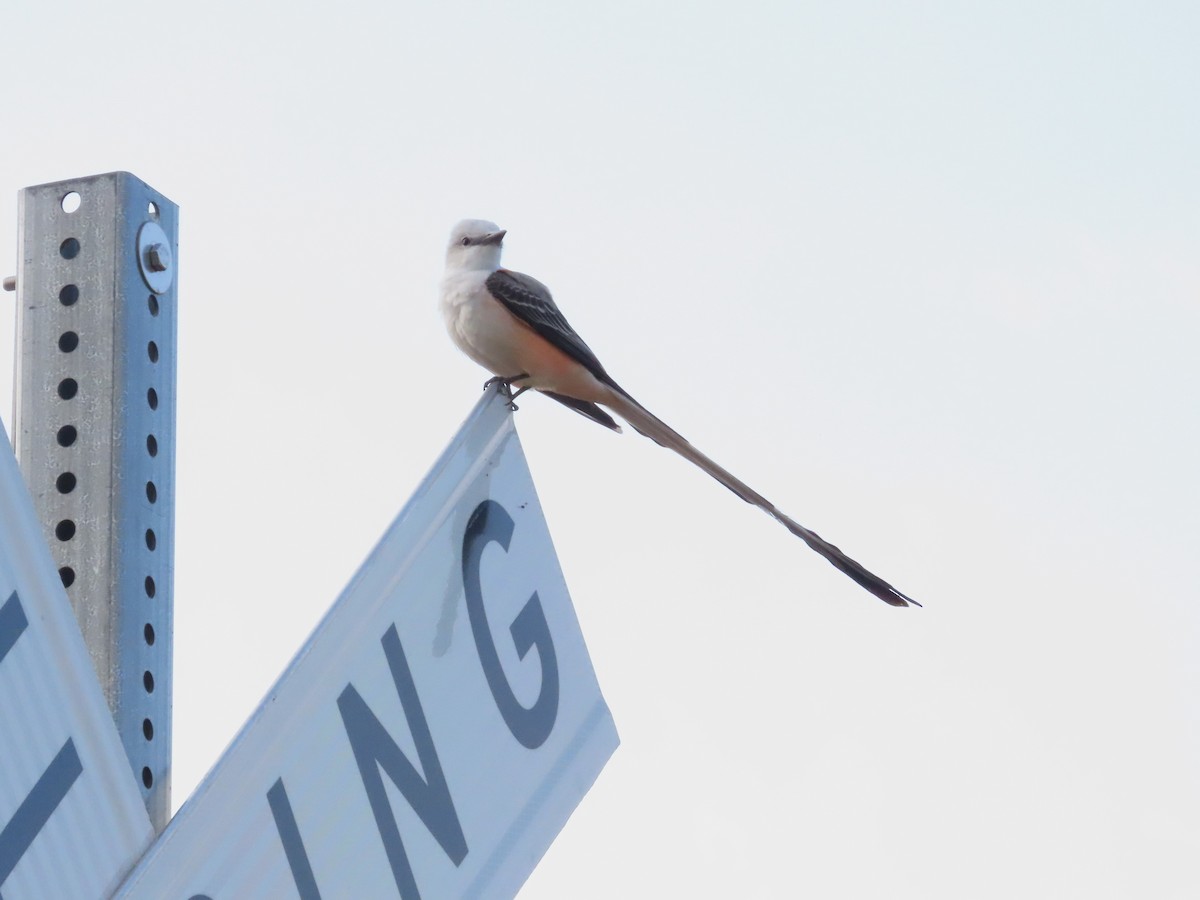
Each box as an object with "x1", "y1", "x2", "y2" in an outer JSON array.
[{"x1": 444, "y1": 244, "x2": 503, "y2": 273}]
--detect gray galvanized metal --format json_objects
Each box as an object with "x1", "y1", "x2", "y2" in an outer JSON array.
[
  {"x1": 0, "y1": 412, "x2": 153, "y2": 898},
  {"x1": 13, "y1": 172, "x2": 176, "y2": 830}
]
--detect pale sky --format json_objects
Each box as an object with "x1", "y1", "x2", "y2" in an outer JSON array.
[{"x1": 3, "y1": 1, "x2": 1199, "y2": 897}]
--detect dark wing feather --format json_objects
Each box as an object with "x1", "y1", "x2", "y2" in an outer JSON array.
[
  {"x1": 485, "y1": 269, "x2": 620, "y2": 389},
  {"x1": 540, "y1": 391, "x2": 622, "y2": 431}
]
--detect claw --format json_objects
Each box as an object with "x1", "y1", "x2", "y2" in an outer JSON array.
[
  {"x1": 504, "y1": 382, "x2": 531, "y2": 412},
  {"x1": 482, "y1": 374, "x2": 530, "y2": 405}
]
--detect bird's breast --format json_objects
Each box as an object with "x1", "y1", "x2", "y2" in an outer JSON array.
[
  {"x1": 438, "y1": 269, "x2": 611, "y2": 401},
  {"x1": 439, "y1": 271, "x2": 526, "y2": 376}
]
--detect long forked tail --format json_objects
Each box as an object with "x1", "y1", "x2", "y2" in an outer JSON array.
[{"x1": 602, "y1": 388, "x2": 920, "y2": 608}]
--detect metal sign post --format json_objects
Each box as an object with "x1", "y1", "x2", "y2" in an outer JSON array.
[
  {"x1": 0, "y1": 415, "x2": 154, "y2": 899},
  {"x1": 12, "y1": 172, "x2": 177, "y2": 831}
]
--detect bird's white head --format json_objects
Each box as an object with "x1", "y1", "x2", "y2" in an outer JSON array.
[{"x1": 445, "y1": 219, "x2": 506, "y2": 271}]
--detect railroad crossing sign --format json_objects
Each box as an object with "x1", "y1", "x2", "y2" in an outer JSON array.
[{"x1": 115, "y1": 393, "x2": 618, "y2": 898}]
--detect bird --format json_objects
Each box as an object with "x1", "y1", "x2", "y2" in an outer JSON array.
[{"x1": 439, "y1": 219, "x2": 920, "y2": 607}]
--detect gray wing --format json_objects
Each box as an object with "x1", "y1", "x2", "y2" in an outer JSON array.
[{"x1": 485, "y1": 268, "x2": 619, "y2": 388}]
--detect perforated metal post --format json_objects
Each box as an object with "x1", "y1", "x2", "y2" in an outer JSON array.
[{"x1": 12, "y1": 172, "x2": 176, "y2": 831}]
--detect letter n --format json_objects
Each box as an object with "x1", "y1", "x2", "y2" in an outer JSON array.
[{"x1": 338, "y1": 625, "x2": 467, "y2": 899}]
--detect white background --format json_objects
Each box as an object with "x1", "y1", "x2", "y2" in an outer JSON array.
[{"x1": 2, "y1": 2, "x2": 1199, "y2": 897}]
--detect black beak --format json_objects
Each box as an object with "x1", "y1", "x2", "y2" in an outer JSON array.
[{"x1": 479, "y1": 230, "x2": 506, "y2": 246}]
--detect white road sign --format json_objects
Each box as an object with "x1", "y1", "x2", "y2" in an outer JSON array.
[
  {"x1": 117, "y1": 392, "x2": 619, "y2": 899},
  {"x1": 0, "y1": 422, "x2": 153, "y2": 899}
]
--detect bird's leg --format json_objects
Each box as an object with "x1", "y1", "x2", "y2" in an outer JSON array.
[
  {"x1": 482, "y1": 373, "x2": 531, "y2": 410},
  {"x1": 502, "y1": 375, "x2": 532, "y2": 411}
]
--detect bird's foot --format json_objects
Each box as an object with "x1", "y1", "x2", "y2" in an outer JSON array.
[
  {"x1": 483, "y1": 373, "x2": 531, "y2": 411},
  {"x1": 482, "y1": 372, "x2": 529, "y2": 393},
  {"x1": 505, "y1": 385, "x2": 530, "y2": 411}
]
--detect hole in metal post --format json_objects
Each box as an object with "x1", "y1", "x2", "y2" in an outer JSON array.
[
  {"x1": 143, "y1": 671, "x2": 154, "y2": 693},
  {"x1": 147, "y1": 341, "x2": 159, "y2": 363},
  {"x1": 142, "y1": 767, "x2": 153, "y2": 789},
  {"x1": 148, "y1": 201, "x2": 159, "y2": 219},
  {"x1": 146, "y1": 434, "x2": 158, "y2": 457},
  {"x1": 56, "y1": 472, "x2": 76, "y2": 494},
  {"x1": 59, "y1": 284, "x2": 79, "y2": 306},
  {"x1": 145, "y1": 481, "x2": 157, "y2": 503},
  {"x1": 145, "y1": 528, "x2": 156, "y2": 551},
  {"x1": 58, "y1": 331, "x2": 79, "y2": 353},
  {"x1": 55, "y1": 520, "x2": 76, "y2": 541},
  {"x1": 57, "y1": 424, "x2": 77, "y2": 447},
  {"x1": 59, "y1": 566, "x2": 75, "y2": 587},
  {"x1": 59, "y1": 238, "x2": 80, "y2": 259},
  {"x1": 58, "y1": 378, "x2": 78, "y2": 400},
  {"x1": 148, "y1": 294, "x2": 159, "y2": 316},
  {"x1": 143, "y1": 718, "x2": 154, "y2": 740},
  {"x1": 144, "y1": 575, "x2": 156, "y2": 598},
  {"x1": 147, "y1": 387, "x2": 158, "y2": 410},
  {"x1": 144, "y1": 623, "x2": 156, "y2": 645},
  {"x1": 61, "y1": 192, "x2": 82, "y2": 213}
]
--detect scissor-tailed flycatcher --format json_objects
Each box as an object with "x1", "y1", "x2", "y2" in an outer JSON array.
[{"x1": 439, "y1": 219, "x2": 920, "y2": 607}]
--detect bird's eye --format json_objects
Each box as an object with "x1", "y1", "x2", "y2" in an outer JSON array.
[{"x1": 460, "y1": 236, "x2": 471, "y2": 246}]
